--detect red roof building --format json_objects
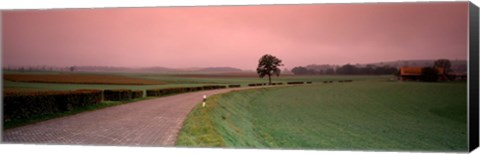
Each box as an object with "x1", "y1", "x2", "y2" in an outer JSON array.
[{"x1": 399, "y1": 67, "x2": 447, "y2": 81}]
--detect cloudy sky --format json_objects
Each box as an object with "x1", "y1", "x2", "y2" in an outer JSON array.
[{"x1": 2, "y1": 2, "x2": 469, "y2": 70}]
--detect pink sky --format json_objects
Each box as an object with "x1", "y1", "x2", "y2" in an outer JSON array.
[{"x1": 2, "y1": 2, "x2": 469, "y2": 70}]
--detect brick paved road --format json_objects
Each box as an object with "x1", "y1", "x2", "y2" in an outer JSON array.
[{"x1": 2, "y1": 87, "x2": 255, "y2": 146}]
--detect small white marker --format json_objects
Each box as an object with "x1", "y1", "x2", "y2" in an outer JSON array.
[{"x1": 202, "y1": 95, "x2": 207, "y2": 107}]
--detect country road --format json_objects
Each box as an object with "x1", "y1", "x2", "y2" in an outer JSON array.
[{"x1": 2, "y1": 87, "x2": 263, "y2": 146}]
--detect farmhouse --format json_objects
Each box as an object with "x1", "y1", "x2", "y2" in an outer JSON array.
[{"x1": 399, "y1": 67, "x2": 447, "y2": 81}]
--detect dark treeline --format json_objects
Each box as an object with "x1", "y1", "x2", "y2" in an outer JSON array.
[
  {"x1": 3, "y1": 66, "x2": 76, "y2": 72},
  {"x1": 291, "y1": 64, "x2": 398, "y2": 75}
]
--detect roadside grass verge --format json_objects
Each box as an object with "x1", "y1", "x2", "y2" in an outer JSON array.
[
  {"x1": 176, "y1": 95, "x2": 226, "y2": 147},
  {"x1": 176, "y1": 81, "x2": 467, "y2": 151}
]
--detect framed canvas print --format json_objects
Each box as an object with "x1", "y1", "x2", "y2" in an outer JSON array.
[{"x1": 1, "y1": 0, "x2": 479, "y2": 153}]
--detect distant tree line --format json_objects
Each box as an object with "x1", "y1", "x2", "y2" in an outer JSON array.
[
  {"x1": 3, "y1": 66, "x2": 77, "y2": 72},
  {"x1": 418, "y1": 59, "x2": 455, "y2": 82},
  {"x1": 291, "y1": 64, "x2": 398, "y2": 75}
]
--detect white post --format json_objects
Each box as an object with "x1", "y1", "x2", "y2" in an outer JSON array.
[{"x1": 202, "y1": 95, "x2": 207, "y2": 107}]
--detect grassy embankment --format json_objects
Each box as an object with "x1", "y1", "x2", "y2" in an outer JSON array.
[{"x1": 176, "y1": 79, "x2": 467, "y2": 151}]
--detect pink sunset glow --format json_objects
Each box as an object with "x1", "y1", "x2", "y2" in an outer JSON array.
[{"x1": 2, "y1": 2, "x2": 469, "y2": 70}]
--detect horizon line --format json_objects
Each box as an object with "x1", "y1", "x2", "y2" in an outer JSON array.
[{"x1": 2, "y1": 58, "x2": 469, "y2": 70}]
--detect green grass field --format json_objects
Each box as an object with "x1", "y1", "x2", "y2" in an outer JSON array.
[{"x1": 176, "y1": 79, "x2": 467, "y2": 151}]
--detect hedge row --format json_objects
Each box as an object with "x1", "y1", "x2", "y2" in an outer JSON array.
[
  {"x1": 287, "y1": 81, "x2": 304, "y2": 85},
  {"x1": 270, "y1": 82, "x2": 284, "y2": 85},
  {"x1": 202, "y1": 85, "x2": 227, "y2": 90},
  {"x1": 248, "y1": 83, "x2": 264, "y2": 87},
  {"x1": 104, "y1": 89, "x2": 131, "y2": 101},
  {"x1": 248, "y1": 82, "x2": 287, "y2": 86},
  {"x1": 228, "y1": 85, "x2": 241, "y2": 88},
  {"x1": 132, "y1": 90, "x2": 143, "y2": 99},
  {"x1": 338, "y1": 80, "x2": 353, "y2": 83},
  {"x1": 103, "y1": 89, "x2": 145, "y2": 101},
  {"x1": 323, "y1": 81, "x2": 334, "y2": 83},
  {"x1": 3, "y1": 90, "x2": 102, "y2": 122},
  {"x1": 147, "y1": 87, "x2": 191, "y2": 97},
  {"x1": 146, "y1": 85, "x2": 227, "y2": 97}
]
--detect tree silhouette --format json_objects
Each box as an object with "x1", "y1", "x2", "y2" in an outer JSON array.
[
  {"x1": 421, "y1": 67, "x2": 439, "y2": 82},
  {"x1": 291, "y1": 66, "x2": 309, "y2": 75},
  {"x1": 257, "y1": 54, "x2": 283, "y2": 85},
  {"x1": 69, "y1": 66, "x2": 76, "y2": 72},
  {"x1": 434, "y1": 59, "x2": 452, "y2": 75}
]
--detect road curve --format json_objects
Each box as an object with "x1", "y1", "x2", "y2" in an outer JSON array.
[{"x1": 2, "y1": 87, "x2": 260, "y2": 146}]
